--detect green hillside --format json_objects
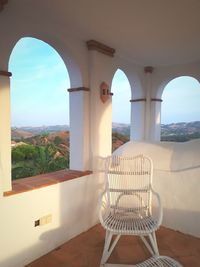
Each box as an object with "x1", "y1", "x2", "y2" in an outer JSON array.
[{"x1": 12, "y1": 131, "x2": 69, "y2": 180}]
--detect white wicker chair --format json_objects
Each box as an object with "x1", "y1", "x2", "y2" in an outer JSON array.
[{"x1": 99, "y1": 155, "x2": 163, "y2": 266}]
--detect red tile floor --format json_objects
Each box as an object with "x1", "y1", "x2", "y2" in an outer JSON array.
[{"x1": 26, "y1": 224, "x2": 200, "y2": 267}]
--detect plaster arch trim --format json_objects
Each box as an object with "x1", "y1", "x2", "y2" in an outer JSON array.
[
  {"x1": 157, "y1": 74, "x2": 200, "y2": 99},
  {"x1": 152, "y1": 63, "x2": 200, "y2": 99}
]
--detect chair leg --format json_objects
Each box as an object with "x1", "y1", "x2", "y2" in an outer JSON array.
[
  {"x1": 140, "y1": 236, "x2": 154, "y2": 255},
  {"x1": 140, "y1": 232, "x2": 159, "y2": 256},
  {"x1": 149, "y1": 231, "x2": 159, "y2": 256},
  {"x1": 101, "y1": 231, "x2": 121, "y2": 265}
]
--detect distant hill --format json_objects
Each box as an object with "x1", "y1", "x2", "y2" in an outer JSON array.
[
  {"x1": 12, "y1": 129, "x2": 34, "y2": 140},
  {"x1": 11, "y1": 125, "x2": 69, "y2": 140},
  {"x1": 112, "y1": 121, "x2": 200, "y2": 145},
  {"x1": 112, "y1": 123, "x2": 130, "y2": 136},
  {"x1": 11, "y1": 121, "x2": 200, "y2": 143},
  {"x1": 161, "y1": 121, "x2": 200, "y2": 135},
  {"x1": 161, "y1": 121, "x2": 200, "y2": 141}
]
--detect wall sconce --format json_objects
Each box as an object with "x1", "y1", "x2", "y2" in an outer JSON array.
[{"x1": 100, "y1": 82, "x2": 113, "y2": 103}]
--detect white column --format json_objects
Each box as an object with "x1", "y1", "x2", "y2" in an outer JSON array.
[
  {"x1": 150, "y1": 99, "x2": 162, "y2": 141},
  {"x1": 86, "y1": 40, "x2": 115, "y2": 170},
  {"x1": 0, "y1": 71, "x2": 12, "y2": 193},
  {"x1": 143, "y1": 66, "x2": 162, "y2": 142},
  {"x1": 130, "y1": 99, "x2": 146, "y2": 140},
  {"x1": 68, "y1": 87, "x2": 90, "y2": 171},
  {"x1": 89, "y1": 51, "x2": 112, "y2": 170},
  {"x1": 90, "y1": 51, "x2": 112, "y2": 166},
  {"x1": 143, "y1": 66, "x2": 154, "y2": 141}
]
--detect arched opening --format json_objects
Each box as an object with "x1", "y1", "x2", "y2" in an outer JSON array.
[
  {"x1": 111, "y1": 69, "x2": 131, "y2": 151},
  {"x1": 161, "y1": 76, "x2": 200, "y2": 142},
  {"x1": 9, "y1": 37, "x2": 71, "y2": 179}
]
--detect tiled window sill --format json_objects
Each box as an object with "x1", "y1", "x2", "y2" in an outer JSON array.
[{"x1": 4, "y1": 169, "x2": 92, "y2": 197}]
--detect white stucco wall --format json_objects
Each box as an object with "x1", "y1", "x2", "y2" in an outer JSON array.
[
  {"x1": 0, "y1": 75, "x2": 12, "y2": 193},
  {"x1": 0, "y1": 173, "x2": 103, "y2": 267},
  {"x1": 114, "y1": 140, "x2": 200, "y2": 237},
  {"x1": 69, "y1": 90, "x2": 90, "y2": 170}
]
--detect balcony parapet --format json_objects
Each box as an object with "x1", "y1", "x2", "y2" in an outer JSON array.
[{"x1": 4, "y1": 169, "x2": 92, "y2": 196}]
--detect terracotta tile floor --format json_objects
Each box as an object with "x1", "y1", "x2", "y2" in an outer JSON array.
[{"x1": 26, "y1": 224, "x2": 200, "y2": 267}]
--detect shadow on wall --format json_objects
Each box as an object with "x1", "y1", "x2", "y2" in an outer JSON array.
[
  {"x1": 38, "y1": 174, "x2": 103, "y2": 261},
  {"x1": 1, "y1": 243, "x2": 46, "y2": 267},
  {"x1": 162, "y1": 208, "x2": 200, "y2": 239},
  {"x1": 1, "y1": 174, "x2": 103, "y2": 267}
]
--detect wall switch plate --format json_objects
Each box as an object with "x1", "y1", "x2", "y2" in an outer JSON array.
[{"x1": 35, "y1": 214, "x2": 52, "y2": 226}]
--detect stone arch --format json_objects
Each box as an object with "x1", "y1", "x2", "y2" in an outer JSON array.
[
  {"x1": 110, "y1": 64, "x2": 144, "y2": 100},
  {"x1": 156, "y1": 73, "x2": 200, "y2": 100},
  {"x1": 110, "y1": 66, "x2": 145, "y2": 141},
  {"x1": 111, "y1": 67, "x2": 131, "y2": 101},
  {"x1": 8, "y1": 34, "x2": 84, "y2": 88},
  {"x1": 148, "y1": 64, "x2": 200, "y2": 142},
  {"x1": 161, "y1": 75, "x2": 200, "y2": 132},
  {"x1": 9, "y1": 36, "x2": 72, "y2": 179},
  {"x1": 111, "y1": 69, "x2": 132, "y2": 150}
]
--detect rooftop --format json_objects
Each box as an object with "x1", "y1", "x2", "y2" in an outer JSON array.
[{"x1": 26, "y1": 224, "x2": 200, "y2": 267}]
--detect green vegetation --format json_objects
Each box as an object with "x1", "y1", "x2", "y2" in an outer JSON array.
[
  {"x1": 54, "y1": 136, "x2": 63, "y2": 145},
  {"x1": 12, "y1": 141, "x2": 69, "y2": 180},
  {"x1": 11, "y1": 121, "x2": 200, "y2": 180},
  {"x1": 112, "y1": 132, "x2": 129, "y2": 151}
]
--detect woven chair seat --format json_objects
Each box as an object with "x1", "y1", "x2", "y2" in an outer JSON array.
[
  {"x1": 103, "y1": 213, "x2": 159, "y2": 235},
  {"x1": 134, "y1": 256, "x2": 183, "y2": 266},
  {"x1": 106, "y1": 256, "x2": 183, "y2": 267}
]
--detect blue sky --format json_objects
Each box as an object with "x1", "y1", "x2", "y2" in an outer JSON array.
[
  {"x1": 111, "y1": 70, "x2": 131, "y2": 124},
  {"x1": 9, "y1": 38, "x2": 70, "y2": 127},
  {"x1": 9, "y1": 37, "x2": 200, "y2": 127},
  {"x1": 161, "y1": 77, "x2": 200, "y2": 124}
]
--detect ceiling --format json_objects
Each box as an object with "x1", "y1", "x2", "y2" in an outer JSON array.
[
  {"x1": 2, "y1": 0, "x2": 200, "y2": 66},
  {"x1": 0, "y1": 0, "x2": 8, "y2": 11}
]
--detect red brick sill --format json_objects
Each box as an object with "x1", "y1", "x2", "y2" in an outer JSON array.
[{"x1": 3, "y1": 169, "x2": 92, "y2": 197}]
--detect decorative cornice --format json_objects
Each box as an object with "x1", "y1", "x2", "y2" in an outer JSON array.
[
  {"x1": 86, "y1": 40, "x2": 115, "y2": 57},
  {"x1": 0, "y1": 0, "x2": 8, "y2": 12},
  {"x1": 130, "y1": 98, "x2": 146, "y2": 102},
  {"x1": 144, "y1": 66, "x2": 154, "y2": 73},
  {"x1": 0, "y1": 70, "x2": 12, "y2": 77},
  {"x1": 67, "y1": 87, "x2": 90, "y2": 93},
  {"x1": 151, "y1": 98, "x2": 163, "y2": 102}
]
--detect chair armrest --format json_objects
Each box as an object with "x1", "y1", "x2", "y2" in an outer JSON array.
[
  {"x1": 98, "y1": 190, "x2": 110, "y2": 224},
  {"x1": 151, "y1": 188, "x2": 163, "y2": 226}
]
